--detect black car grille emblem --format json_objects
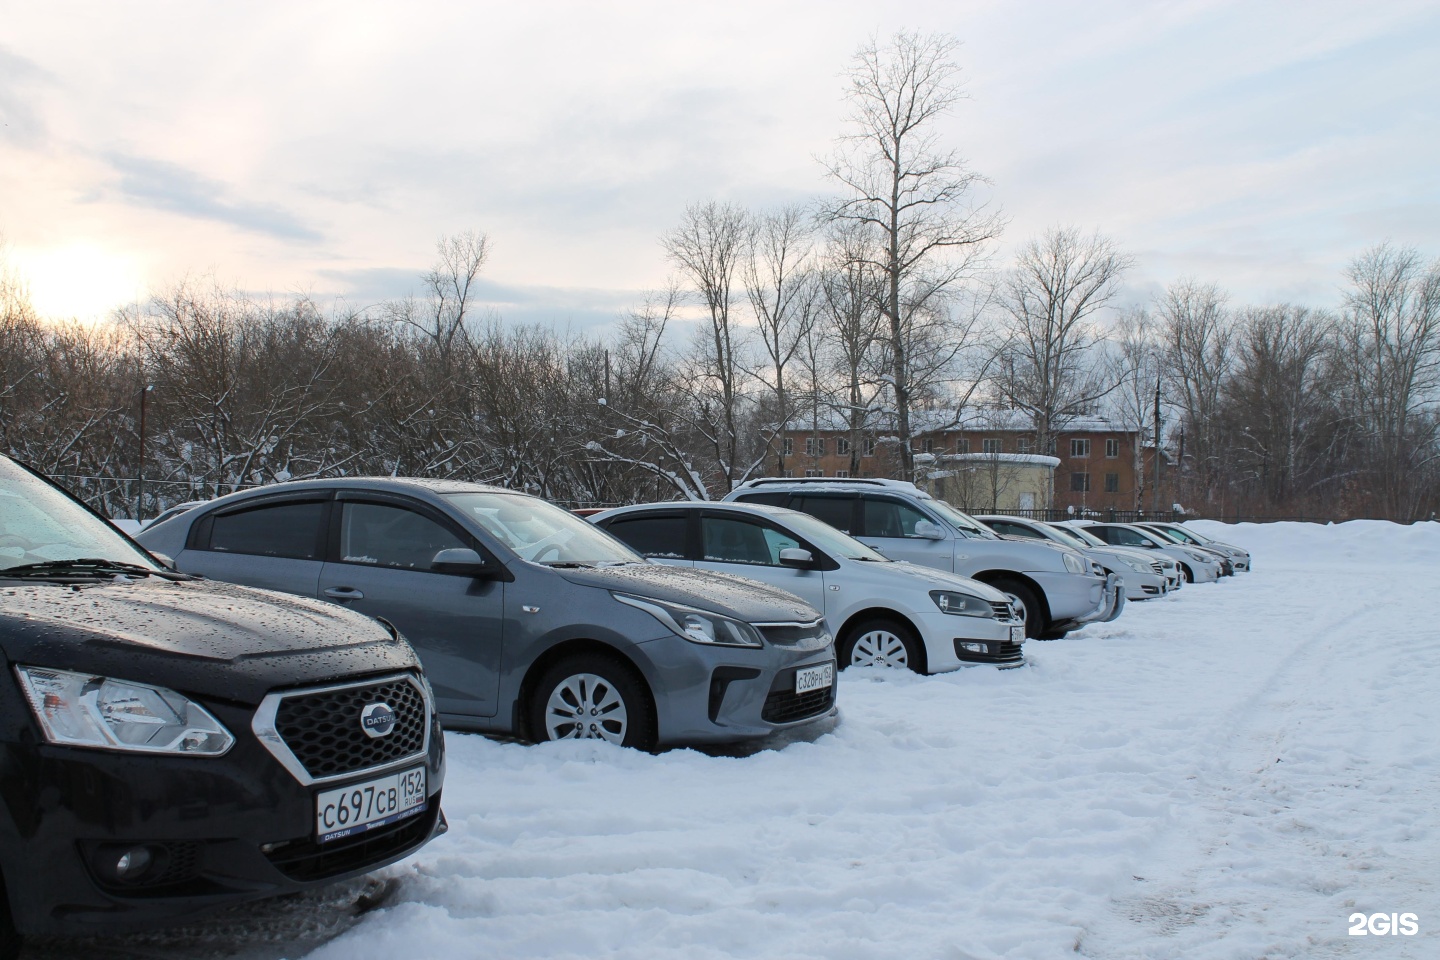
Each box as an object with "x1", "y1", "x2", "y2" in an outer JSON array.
[{"x1": 360, "y1": 701, "x2": 397, "y2": 739}]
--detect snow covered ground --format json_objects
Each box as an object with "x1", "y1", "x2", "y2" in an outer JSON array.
[{"x1": 42, "y1": 521, "x2": 1440, "y2": 959}]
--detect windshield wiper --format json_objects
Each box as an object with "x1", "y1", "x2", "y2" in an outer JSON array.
[
  {"x1": 541, "y1": 560, "x2": 596, "y2": 568},
  {"x1": 0, "y1": 558, "x2": 191, "y2": 581}
]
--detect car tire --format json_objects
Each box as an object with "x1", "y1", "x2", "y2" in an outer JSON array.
[
  {"x1": 1179, "y1": 563, "x2": 1194, "y2": 583},
  {"x1": 529, "y1": 653, "x2": 657, "y2": 751},
  {"x1": 992, "y1": 579, "x2": 1044, "y2": 639},
  {"x1": 839, "y1": 617, "x2": 927, "y2": 674}
]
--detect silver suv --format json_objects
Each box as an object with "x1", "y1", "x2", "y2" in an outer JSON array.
[
  {"x1": 137, "y1": 478, "x2": 837, "y2": 750},
  {"x1": 723, "y1": 478, "x2": 1123, "y2": 639}
]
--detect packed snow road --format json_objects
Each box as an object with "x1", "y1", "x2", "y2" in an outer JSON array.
[{"x1": 36, "y1": 522, "x2": 1440, "y2": 959}]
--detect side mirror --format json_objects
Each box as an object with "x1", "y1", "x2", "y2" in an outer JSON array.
[
  {"x1": 913, "y1": 520, "x2": 945, "y2": 540},
  {"x1": 431, "y1": 547, "x2": 498, "y2": 577},
  {"x1": 778, "y1": 547, "x2": 816, "y2": 569}
]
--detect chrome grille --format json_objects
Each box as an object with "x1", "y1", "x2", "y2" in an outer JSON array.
[{"x1": 254, "y1": 673, "x2": 431, "y2": 786}]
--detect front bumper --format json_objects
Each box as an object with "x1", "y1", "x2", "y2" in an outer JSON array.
[
  {"x1": 1121, "y1": 570, "x2": 1169, "y2": 600},
  {"x1": 0, "y1": 702, "x2": 446, "y2": 937},
  {"x1": 910, "y1": 606, "x2": 1026, "y2": 671},
  {"x1": 1028, "y1": 570, "x2": 1108, "y2": 626},
  {"x1": 636, "y1": 632, "x2": 837, "y2": 747}
]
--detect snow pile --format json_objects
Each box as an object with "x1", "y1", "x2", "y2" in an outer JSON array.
[{"x1": 307, "y1": 521, "x2": 1439, "y2": 960}]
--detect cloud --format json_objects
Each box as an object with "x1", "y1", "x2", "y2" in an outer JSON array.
[
  {"x1": 0, "y1": 46, "x2": 53, "y2": 146},
  {"x1": 102, "y1": 153, "x2": 323, "y2": 242}
]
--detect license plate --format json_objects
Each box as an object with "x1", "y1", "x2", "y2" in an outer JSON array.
[
  {"x1": 316, "y1": 766, "x2": 427, "y2": 844},
  {"x1": 1009, "y1": 625, "x2": 1024, "y2": 643},
  {"x1": 795, "y1": 663, "x2": 835, "y2": 694}
]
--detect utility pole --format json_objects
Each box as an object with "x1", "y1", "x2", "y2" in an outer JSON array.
[
  {"x1": 1175, "y1": 426, "x2": 1185, "y2": 515},
  {"x1": 137, "y1": 383, "x2": 154, "y2": 522},
  {"x1": 1151, "y1": 378, "x2": 1162, "y2": 518}
]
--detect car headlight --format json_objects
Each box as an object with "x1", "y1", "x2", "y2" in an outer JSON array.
[
  {"x1": 15, "y1": 666, "x2": 234, "y2": 755},
  {"x1": 1116, "y1": 555, "x2": 1152, "y2": 574},
  {"x1": 929, "y1": 590, "x2": 995, "y2": 617},
  {"x1": 1183, "y1": 549, "x2": 1214, "y2": 564},
  {"x1": 614, "y1": 594, "x2": 764, "y2": 647},
  {"x1": 1062, "y1": 552, "x2": 1087, "y2": 575}
]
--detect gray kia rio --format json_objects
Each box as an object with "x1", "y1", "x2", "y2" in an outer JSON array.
[{"x1": 137, "y1": 479, "x2": 837, "y2": 750}]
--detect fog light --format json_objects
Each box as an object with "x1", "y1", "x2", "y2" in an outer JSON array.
[
  {"x1": 115, "y1": 846, "x2": 152, "y2": 879},
  {"x1": 958, "y1": 642, "x2": 987, "y2": 654}
]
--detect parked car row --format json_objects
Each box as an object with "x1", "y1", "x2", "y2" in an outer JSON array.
[{"x1": 2, "y1": 460, "x2": 1246, "y2": 952}]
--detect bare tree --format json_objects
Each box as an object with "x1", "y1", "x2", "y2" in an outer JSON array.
[
  {"x1": 996, "y1": 227, "x2": 1133, "y2": 460},
  {"x1": 663, "y1": 201, "x2": 757, "y2": 492},
  {"x1": 1337, "y1": 244, "x2": 1440, "y2": 517},
  {"x1": 743, "y1": 204, "x2": 818, "y2": 475},
  {"x1": 824, "y1": 31, "x2": 1004, "y2": 480},
  {"x1": 387, "y1": 230, "x2": 491, "y2": 361},
  {"x1": 1223, "y1": 305, "x2": 1340, "y2": 512},
  {"x1": 1109, "y1": 308, "x2": 1163, "y2": 509},
  {"x1": 1156, "y1": 279, "x2": 1234, "y2": 505},
  {"x1": 816, "y1": 220, "x2": 887, "y2": 476}
]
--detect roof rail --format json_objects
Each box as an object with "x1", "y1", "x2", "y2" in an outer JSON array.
[{"x1": 736, "y1": 477, "x2": 923, "y2": 491}]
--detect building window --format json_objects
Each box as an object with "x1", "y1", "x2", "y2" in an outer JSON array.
[
  {"x1": 1070, "y1": 438, "x2": 1090, "y2": 458},
  {"x1": 1044, "y1": 438, "x2": 1057, "y2": 454},
  {"x1": 1105, "y1": 438, "x2": 1120, "y2": 458},
  {"x1": 834, "y1": 470, "x2": 849, "y2": 478},
  {"x1": 983, "y1": 438, "x2": 1003, "y2": 454},
  {"x1": 922, "y1": 438, "x2": 935, "y2": 454},
  {"x1": 805, "y1": 437, "x2": 825, "y2": 457},
  {"x1": 836, "y1": 437, "x2": 850, "y2": 456},
  {"x1": 956, "y1": 437, "x2": 970, "y2": 454},
  {"x1": 804, "y1": 469, "x2": 823, "y2": 477},
  {"x1": 1070, "y1": 472, "x2": 1091, "y2": 492},
  {"x1": 782, "y1": 437, "x2": 793, "y2": 456},
  {"x1": 782, "y1": 469, "x2": 793, "y2": 478},
  {"x1": 1017, "y1": 438, "x2": 1032, "y2": 455},
  {"x1": 1104, "y1": 472, "x2": 1119, "y2": 493},
  {"x1": 863, "y1": 438, "x2": 876, "y2": 457}
]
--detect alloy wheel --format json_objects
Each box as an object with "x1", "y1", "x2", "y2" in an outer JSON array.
[{"x1": 544, "y1": 673, "x2": 629, "y2": 744}]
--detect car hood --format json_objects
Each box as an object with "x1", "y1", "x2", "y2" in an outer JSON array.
[
  {"x1": 553, "y1": 562, "x2": 821, "y2": 623},
  {"x1": 1090, "y1": 545, "x2": 1168, "y2": 566},
  {"x1": 0, "y1": 575, "x2": 417, "y2": 703},
  {"x1": 863, "y1": 561, "x2": 1010, "y2": 602}
]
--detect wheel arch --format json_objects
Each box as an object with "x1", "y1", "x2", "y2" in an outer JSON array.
[
  {"x1": 512, "y1": 637, "x2": 656, "y2": 740},
  {"x1": 835, "y1": 607, "x2": 929, "y2": 674},
  {"x1": 969, "y1": 569, "x2": 1052, "y2": 628}
]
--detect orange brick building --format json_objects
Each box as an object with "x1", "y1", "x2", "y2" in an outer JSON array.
[{"x1": 777, "y1": 412, "x2": 1162, "y2": 514}]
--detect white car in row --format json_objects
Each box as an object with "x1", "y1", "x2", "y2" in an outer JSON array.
[
  {"x1": 975, "y1": 515, "x2": 1180, "y2": 600},
  {"x1": 1067, "y1": 522, "x2": 1225, "y2": 583},
  {"x1": 592, "y1": 501, "x2": 1028, "y2": 673}
]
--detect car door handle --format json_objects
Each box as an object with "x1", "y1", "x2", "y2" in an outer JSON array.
[{"x1": 323, "y1": 587, "x2": 364, "y2": 600}]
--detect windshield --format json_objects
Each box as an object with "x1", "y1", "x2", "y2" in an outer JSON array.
[
  {"x1": 1159, "y1": 525, "x2": 1204, "y2": 544},
  {"x1": 1040, "y1": 524, "x2": 1092, "y2": 551},
  {"x1": 1060, "y1": 525, "x2": 1107, "y2": 548},
  {"x1": 1146, "y1": 526, "x2": 1186, "y2": 544},
  {"x1": 445, "y1": 492, "x2": 642, "y2": 565},
  {"x1": 0, "y1": 459, "x2": 160, "y2": 573},
  {"x1": 767, "y1": 508, "x2": 889, "y2": 562},
  {"x1": 926, "y1": 500, "x2": 999, "y2": 540}
]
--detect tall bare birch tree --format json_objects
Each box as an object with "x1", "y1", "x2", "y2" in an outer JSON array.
[{"x1": 824, "y1": 31, "x2": 1003, "y2": 481}]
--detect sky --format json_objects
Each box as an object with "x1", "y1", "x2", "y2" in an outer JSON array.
[{"x1": 2, "y1": 0, "x2": 1437, "y2": 332}]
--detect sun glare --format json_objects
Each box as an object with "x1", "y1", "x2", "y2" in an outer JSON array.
[{"x1": 13, "y1": 244, "x2": 144, "y2": 322}]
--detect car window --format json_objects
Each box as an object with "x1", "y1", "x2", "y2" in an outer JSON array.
[
  {"x1": 860, "y1": 497, "x2": 934, "y2": 539},
  {"x1": 604, "y1": 514, "x2": 688, "y2": 559},
  {"x1": 792, "y1": 495, "x2": 854, "y2": 533},
  {"x1": 732, "y1": 491, "x2": 789, "y2": 507},
  {"x1": 701, "y1": 516, "x2": 788, "y2": 566},
  {"x1": 339, "y1": 502, "x2": 468, "y2": 570},
  {"x1": 993, "y1": 521, "x2": 1036, "y2": 539},
  {"x1": 1108, "y1": 526, "x2": 1151, "y2": 547},
  {"x1": 1158, "y1": 526, "x2": 1199, "y2": 544},
  {"x1": 207, "y1": 501, "x2": 326, "y2": 560},
  {"x1": 926, "y1": 500, "x2": 999, "y2": 539}
]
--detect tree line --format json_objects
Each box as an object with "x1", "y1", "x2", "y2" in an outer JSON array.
[{"x1": 2, "y1": 34, "x2": 1437, "y2": 521}]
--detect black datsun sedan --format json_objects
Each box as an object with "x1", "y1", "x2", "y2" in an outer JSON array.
[{"x1": 0, "y1": 457, "x2": 446, "y2": 954}]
